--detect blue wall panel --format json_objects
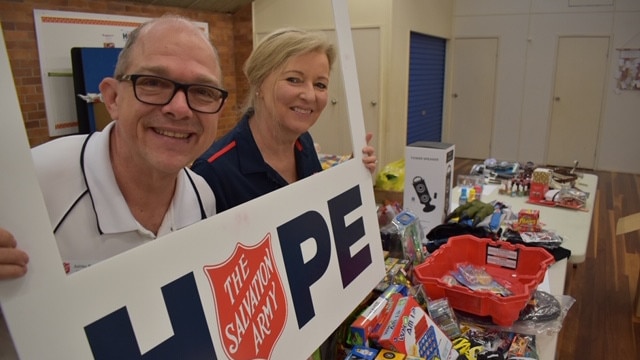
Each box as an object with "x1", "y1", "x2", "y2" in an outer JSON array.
[{"x1": 406, "y1": 32, "x2": 446, "y2": 144}]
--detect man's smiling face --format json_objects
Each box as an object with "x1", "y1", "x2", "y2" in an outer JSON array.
[{"x1": 102, "y1": 19, "x2": 223, "y2": 176}]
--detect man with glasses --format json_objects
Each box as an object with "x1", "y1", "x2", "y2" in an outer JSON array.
[{"x1": 0, "y1": 14, "x2": 226, "y2": 277}]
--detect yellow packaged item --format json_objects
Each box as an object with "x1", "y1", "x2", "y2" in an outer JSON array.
[{"x1": 375, "y1": 159, "x2": 405, "y2": 191}]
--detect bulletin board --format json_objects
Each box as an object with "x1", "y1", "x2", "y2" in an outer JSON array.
[{"x1": 33, "y1": 10, "x2": 208, "y2": 136}]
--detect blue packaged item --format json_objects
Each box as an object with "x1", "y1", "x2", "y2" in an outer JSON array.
[{"x1": 344, "y1": 345, "x2": 379, "y2": 360}]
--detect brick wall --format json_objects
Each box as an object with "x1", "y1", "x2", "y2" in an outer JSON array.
[
  {"x1": 230, "y1": 3, "x2": 253, "y2": 136},
  {"x1": 0, "y1": 0, "x2": 252, "y2": 147}
]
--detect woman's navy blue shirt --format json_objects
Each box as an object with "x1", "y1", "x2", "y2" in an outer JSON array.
[{"x1": 192, "y1": 109, "x2": 322, "y2": 213}]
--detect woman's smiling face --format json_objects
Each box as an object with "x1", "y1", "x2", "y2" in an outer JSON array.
[{"x1": 259, "y1": 50, "x2": 330, "y2": 137}]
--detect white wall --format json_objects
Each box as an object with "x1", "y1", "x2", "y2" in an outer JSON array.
[{"x1": 452, "y1": 0, "x2": 640, "y2": 174}]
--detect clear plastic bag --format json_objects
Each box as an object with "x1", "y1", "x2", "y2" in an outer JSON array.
[
  {"x1": 509, "y1": 292, "x2": 576, "y2": 335},
  {"x1": 454, "y1": 291, "x2": 576, "y2": 336}
]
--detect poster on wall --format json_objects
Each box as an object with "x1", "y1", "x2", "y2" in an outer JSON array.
[
  {"x1": 33, "y1": 10, "x2": 209, "y2": 136},
  {"x1": 615, "y1": 48, "x2": 640, "y2": 91},
  {"x1": 1, "y1": 1, "x2": 384, "y2": 359}
]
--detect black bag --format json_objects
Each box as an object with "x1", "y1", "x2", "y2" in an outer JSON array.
[{"x1": 425, "y1": 222, "x2": 496, "y2": 253}]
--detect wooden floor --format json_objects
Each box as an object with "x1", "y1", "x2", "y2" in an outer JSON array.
[{"x1": 453, "y1": 158, "x2": 640, "y2": 359}]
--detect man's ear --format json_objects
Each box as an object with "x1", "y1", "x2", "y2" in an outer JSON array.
[{"x1": 99, "y1": 78, "x2": 119, "y2": 120}]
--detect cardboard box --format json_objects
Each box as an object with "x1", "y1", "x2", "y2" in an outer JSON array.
[
  {"x1": 377, "y1": 296, "x2": 457, "y2": 360},
  {"x1": 529, "y1": 168, "x2": 551, "y2": 202},
  {"x1": 403, "y1": 142, "x2": 455, "y2": 235},
  {"x1": 616, "y1": 212, "x2": 640, "y2": 318},
  {"x1": 348, "y1": 284, "x2": 408, "y2": 346},
  {"x1": 516, "y1": 209, "x2": 541, "y2": 232},
  {"x1": 369, "y1": 293, "x2": 404, "y2": 347}
]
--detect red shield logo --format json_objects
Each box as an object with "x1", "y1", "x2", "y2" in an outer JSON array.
[{"x1": 204, "y1": 233, "x2": 288, "y2": 360}]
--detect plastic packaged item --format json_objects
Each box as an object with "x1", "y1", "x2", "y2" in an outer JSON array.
[
  {"x1": 457, "y1": 263, "x2": 494, "y2": 285},
  {"x1": 556, "y1": 183, "x2": 588, "y2": 208},
  {"x1": 518, "y1": 290, "x2": 562, "y2": 322},
  {"x1": 426, "y1": 297, "x2": 462, "y2": 339},
  {"x1": 474, "y1": 184, "x2": 483, "y2": 202},
  {"x1": 512, "y1": 293, "x2": 576, "y2": 335},
  {"x1": 506, "y1": 334, "x2": 537, "y2": 359},
  {"x1": 380, "y1": 211, "x2": 426, "y2": 266},
  {"x1": 345, "y1": 345, "x2": 379, "y2": 359},
  {"x1": 451, "y1": 263, "x2": 512, "y2": 297},
  {"x1": 374, "y1": 257, "x2": 412, "y2": 292},
  {"x1": 457, "y1": 174, "x2": 484, "y2": 188},
  {"x1": 445, "y1": 201, "x2": 495, "y2": 227},
  {"x1": 518, "y1": 229, "x2": 563, "y2": 248},
  {"x1": 459, "y1": 187, "x2": 468, "y2": 206}
]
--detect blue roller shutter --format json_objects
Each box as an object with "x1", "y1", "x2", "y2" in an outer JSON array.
[{"x1": 406, "y1": 32, "x2": 446, "y2": 144}]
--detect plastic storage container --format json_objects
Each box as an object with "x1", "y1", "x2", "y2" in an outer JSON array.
[{"x1": 413, "y1": 235, "x2": 554, "y2": 326}]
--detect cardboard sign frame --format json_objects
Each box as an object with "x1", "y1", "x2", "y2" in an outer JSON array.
[{"x1": 0, "y1": 0, "x2": 384, "y2": 358}]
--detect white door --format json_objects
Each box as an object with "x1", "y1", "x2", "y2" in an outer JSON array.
[
  {"x1": 547, "y1": 36, "x2": 609, "y2": 169},
  {"x1": 311, "y1": 30, "x2": 350, "y2": 156},
  {"x1": 310, "y1": 28, "x2": 380, "y2": 157},
  {"x1": 352, "y1": 28, "x2": 381, "y2": 156},
  {"x1": 449, "y1": 38, "x2": 498, "y2": 160}
]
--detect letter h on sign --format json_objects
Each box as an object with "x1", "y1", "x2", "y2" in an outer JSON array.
[{"x1": 84, "y1": 273, "x2": 218, "y2": 360}]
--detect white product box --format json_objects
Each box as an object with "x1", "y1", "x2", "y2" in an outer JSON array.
[{"x1": 403, "y1": 142, "x2": 455, "y2": 235}]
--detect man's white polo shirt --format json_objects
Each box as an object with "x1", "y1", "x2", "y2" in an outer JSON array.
[{"x1": 31, "y1": 122, "x2": 216, "y2": 274}]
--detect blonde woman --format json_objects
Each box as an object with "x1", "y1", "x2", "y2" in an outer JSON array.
[{"x1": 193, "y1": 28, "x2": 376, "y2": 213}]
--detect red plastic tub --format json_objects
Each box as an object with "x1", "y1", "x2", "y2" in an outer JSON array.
[{"x1": 413, "y1": 235, "x2": 555, "y2": 326}]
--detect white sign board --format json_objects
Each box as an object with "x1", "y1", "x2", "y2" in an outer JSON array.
[
  {"x1": 33, "y1": 10, "x2": 208, "y2": 136},
  {"x1": 0, "y1": 1, "x2": 384, "y2": 359}
]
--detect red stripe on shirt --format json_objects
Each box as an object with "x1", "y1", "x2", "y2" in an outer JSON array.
[
  {"x1": 207, "y1": 140, "x2": 237, "y2": 163},
  {"x1": 295, "y1": 139, "x2": 303, "y2": 151}
]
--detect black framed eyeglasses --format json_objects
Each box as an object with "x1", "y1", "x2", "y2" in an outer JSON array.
[{"x1": 119, "y1": 74, "x2": 228, "y2": 114}]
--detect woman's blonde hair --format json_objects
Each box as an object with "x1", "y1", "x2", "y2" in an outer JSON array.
[{"x1": 243, "y1": 28, "x2": 336, "y2": 109}]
